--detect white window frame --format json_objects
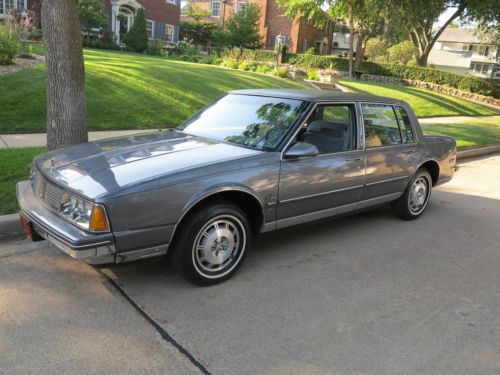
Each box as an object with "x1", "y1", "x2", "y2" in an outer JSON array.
[
  {"x1": 165, "y1": 24, "x2": 173, "y2": 42},
  {"x1": 237, "y1": 1, "x2": 247, "y2": 13},
  {"x1": 211, "y1": 0, "x2": 221, "y2": 17},
  {"x1": 275, "y1": 35, "x2": 286, "y2": 46},
  {"x1": 146, "y1": 19, "x2": 154, "y2": 39}
]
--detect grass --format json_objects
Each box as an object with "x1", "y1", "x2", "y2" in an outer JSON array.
[
  {"x1": 421, "y1": 117, "x2": 500, "y2": 148},
  {"x1": 340, "y1": 79, "x2": 499, "y2": 118},
  {"x1": 0, "y1": 147, "x2": 45, "y2": 215},
  {"x1": 0, "y1": 48, "x2": 306, "y2": 134}
]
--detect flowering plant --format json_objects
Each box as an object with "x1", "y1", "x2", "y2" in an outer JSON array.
[
  {"x1": 288, "y1": 65, "x2": 307, "y2": 74},
  {"x1": 318, "y1": 68, "x2": 340, "y2": 77}
]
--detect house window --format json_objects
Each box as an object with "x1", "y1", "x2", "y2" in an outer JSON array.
[
  {"x1": 344, "y1": 33, "x2": 350, "y2": 43},
  {"x1": 211, "y1": 0, "x2": 221, "y2": 17},
  {"x1": 302, "y1": 39, "x2": 308, "y2": 52},
  {"x1": 275, "y1": 35, "x2": 286, "y2": 46},
  {"x1": 237, "y1": 1, "x2": 247, "y2": 12},
  {"x1": 166, "y1": 0, "x2": 176, "y2": 3},
  {"x1": 481, "y1": 64, "x2": 490, "y2": 74},
  {"x1": 146, "y1": 20, "x2": 153, "y2": 39},
  {"x1": 165, "y1": 24, "x2": 173, "y2": 42}
]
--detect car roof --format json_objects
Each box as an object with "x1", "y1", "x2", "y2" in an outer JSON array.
[{"x1": 229, "y1": 89, "x2": 408, "y2": 106}]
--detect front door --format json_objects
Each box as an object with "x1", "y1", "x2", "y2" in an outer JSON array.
[
  {"x1": 360, "y1": 103, "x2": 419, "y2": 200},
  {"x1": 277, "y1": 103, "x2": 365, "y2": 227}
]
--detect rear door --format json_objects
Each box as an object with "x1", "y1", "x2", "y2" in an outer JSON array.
[{"x1": 360, "y1": 103, "x2": 419, "y2": 200}]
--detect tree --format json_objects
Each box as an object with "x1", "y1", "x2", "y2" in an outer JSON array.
[
  {"x1": 122, "y1": 8, "x2": 148, "y2": 52},
  {"x1": 42, "y1": 0, "x2": 87, "y2": 150},
  {"x1": 183, "y1": 2, "x2": 211, "y2": 22},
  {"x1": 216, "y1": 3, "x2": 262, "y2": 52},
  {"x1": 180, "y1": 21, "x2": 219, "y2": 47},
  {"x1": 365, "y1": 38, "x2": 387, "y2": 62},
  {"x1": 387, "y1": 40, "x2": 415, "y2": 64},
  {"x1": 392, "y1": 0, "x2": 500, "y2": 66},
  {"x1": 76, "y1": 0, "x2": 108, "y2": 36}
]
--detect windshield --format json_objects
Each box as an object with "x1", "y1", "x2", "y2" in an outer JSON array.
[{"x1": 179, "y1": 94, "x2": 308, "y2": 151}]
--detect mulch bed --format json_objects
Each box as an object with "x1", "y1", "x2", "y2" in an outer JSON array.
[{"x1": 0, "y1": 55, "x2": 45, "y2": 76}]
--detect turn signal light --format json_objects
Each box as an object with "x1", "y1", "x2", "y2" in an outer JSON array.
[{"x1": 89, "y1": 205, "x2": 109, "y2": 232}]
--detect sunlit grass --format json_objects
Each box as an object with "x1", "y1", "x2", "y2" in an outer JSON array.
[
  {"x1": 340, "y1": 79, "x2": 499, "y2": 118},
  {"x1": 421, "y1": 117, "x2": 500, "y2": 148},
  {"x1": 0, "y1": 48, "x2": 306, "y2": 134}
]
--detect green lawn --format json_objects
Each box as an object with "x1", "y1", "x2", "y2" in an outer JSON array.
[
  {"x1": 340, "y1": 79, "x2": 499, "y2": 118},
  {"x1": 0, "y1": 147, "x2": 45, "y2": 215},
  {"x1": 0, "y1": 48, "x2": 306, "y2": 134},
  {"x1": 421, "y1": 117, "x2": 500, "y2": 148}
]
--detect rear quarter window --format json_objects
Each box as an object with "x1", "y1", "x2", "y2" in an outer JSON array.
[{"x1": 394, "y1": 106, "x2": 416, "y2": 144}]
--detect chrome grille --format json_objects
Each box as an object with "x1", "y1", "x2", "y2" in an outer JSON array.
[
  {"x1": 43, "y1": 182, "x2": 63, "y2": 210},
  {"x1": 32, "y1": 170, "x2": 64, "y2": 211}
]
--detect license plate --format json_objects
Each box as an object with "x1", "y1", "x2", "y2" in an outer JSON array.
[{"x1": 19, "y1": 212, "x2": 33, "y2": 240}]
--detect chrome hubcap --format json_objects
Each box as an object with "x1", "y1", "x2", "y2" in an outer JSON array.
[
  {"x1": 409, "y1": 177, "x2": 429, "y2": 214},
  {"x1": 193, "y1": 217, "x2": 245, "y2": 276}
]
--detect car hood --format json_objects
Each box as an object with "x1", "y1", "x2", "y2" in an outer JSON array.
[{"x1": 35, "y1": 130, "x2": 261, "y2": 199}]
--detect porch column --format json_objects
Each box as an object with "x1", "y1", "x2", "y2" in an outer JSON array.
[{"x1": 111, "y1": 2, "x2": 120, "y2": 45}]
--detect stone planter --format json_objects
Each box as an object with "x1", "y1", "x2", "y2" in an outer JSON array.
[
  {"x1": 319, "y1": 75, "x2": 338, "y2": 84},
  {"x1": 288, "y1": 71, "x2": 306, "y2": 81}
]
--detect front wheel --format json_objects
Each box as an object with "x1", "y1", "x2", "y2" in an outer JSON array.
[
  {"x1": 392, "y1": 169, "x2": 432, "y2": 220},
  {"x1": 171, "y1": 201, "x2": 250, "y2": 286}
]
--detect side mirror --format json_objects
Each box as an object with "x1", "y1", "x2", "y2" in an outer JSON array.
[{"x1": 285, "y1": 142, "x2": 319, "y2": 158}]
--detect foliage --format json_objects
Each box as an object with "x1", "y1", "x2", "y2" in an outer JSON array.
[
  {"x1": 122, "y1": 8, "x2": 148, "y2": 52},
  {"x1": 82, "y1": 38, "x2": 121, "y2": 50},
  {"x1": 216, "y1": 3, "x2": 262, "y2": 50},
  {"x1": 387, "y1": 40, "x2": 415, "y2": 65},
  {"x1": 307, "y1": 69, "x2": 319, "y2": 81},
  {"x1": 146, "y1": 40, "x2": 165, "y2": 56},
  {"x1": 0, "y1": 22, "x2": 21, "y2": 65},
  {"x1": 182, "y1": 2, "x2": 211, "y2": 21},
  {"x1": 365, "y1": 38, "x2": 387, "y2": 62},
  {"x1": 304, "y1": 46, "x2": 317, "y2": 55},
  {"x1": 255, "y1": 64, "x2": 273, "y2": 74},
  {"x1": 177, "y1": 38, "x2": 197, "y2": 54},
  {"x1": 222, "y1": 48, "x2": 277, "y2": 62},
  {"x1": 222, "y1": 56, "x2": 240, "y2": 69},
  {"x1": 272, "y1": 66, "x2": 289, "y2": 78},
  {"x1": 180, "y1": 21, "x2": 219, "y2": 47},
  {"x1": 76, "y1": 0, "x2": 108, "y2": 32}
]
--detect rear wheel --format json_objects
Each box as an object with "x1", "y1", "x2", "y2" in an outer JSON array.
[
  {"x1": 171, "y1": 201, "x2": 250, "y2": 286},
  {"x1": 392, "y1": 169, "x2": 432, "y2": 220}
]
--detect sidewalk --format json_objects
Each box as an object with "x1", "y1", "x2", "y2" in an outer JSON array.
[{"x1": 0, "y1": 129, "x2": 161, "y2": 148}]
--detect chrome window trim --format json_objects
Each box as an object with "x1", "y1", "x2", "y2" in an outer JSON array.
[
  {"x1": 364, "y1": 175, "x2": 408, "y2": 187},
  {"x1": 280, "y1": 101, "x2": 361, "y2": 160}
]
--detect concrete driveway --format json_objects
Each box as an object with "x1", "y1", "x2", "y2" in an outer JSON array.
[{"x1": 1, "y1": 155, "x2": 499, "y2": 375}]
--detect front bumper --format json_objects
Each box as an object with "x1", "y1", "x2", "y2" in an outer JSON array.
[{"x1": 16, "y1": 181, "x2": 115, "y2": 265}]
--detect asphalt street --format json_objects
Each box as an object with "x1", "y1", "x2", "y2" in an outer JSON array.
[{"x1": 1, "y1": 155, "x2": 499, "y2": 375}]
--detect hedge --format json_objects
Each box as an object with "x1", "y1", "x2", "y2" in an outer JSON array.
[{"x1": 255, "y1": 50, "x2": 498, "y2": 98}]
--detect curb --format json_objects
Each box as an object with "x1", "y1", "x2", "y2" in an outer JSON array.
[
  {"x1": 0, "y1": 146, "x2": 499, "y2": 237},
  {"x1": 0, "y1": 213, "x2": 22, "y2": 237}
]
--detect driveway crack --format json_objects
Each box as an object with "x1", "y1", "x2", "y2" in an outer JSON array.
[{"x1": 96, "y1": 269, "x2": 211, "y2": 375}]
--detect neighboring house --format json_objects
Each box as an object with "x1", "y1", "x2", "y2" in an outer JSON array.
[
  {"x1": 104, "y1": 0, "x2": 180, "y2": 45},
  {"x1": 331, "y1": 26, "x2": 358, "y2": 55},
  {"x1": 181, "y1": 0, "x2": 334, "y2": 54},
  {"x1": 0, "y1": 0, "x2": 41, "y2": 27},
  {"x1": 428, "y1": 28, "x2": 499, "y2": 79}
]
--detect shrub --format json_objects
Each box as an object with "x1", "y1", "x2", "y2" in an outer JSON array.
[
  {"x1": 0, "y1": 23, "x2": 21, "y2": 65},
  {"x1": 122, "y1": 8, "x2": 148, "y2": 52},
  {"x1": 146, "y1": 40, "x2": 164, "y2": 56},
  {"x1": 238, "y1": 60, "x2": 257, "y2": 71},
  {"x1": 255, "y1": 64, "x2": 273, "y2": 74},
  {"x1": 222, "y1": 57, "x2": 240, "y2": 69},
  {"x1": 272, "y1": 66, "x2": 288, "y2": 78},
  {"x1": 365, "y1": 38, "x2": 387, "y2": 62},
  {"x1": 307, "y1": 69, "x2": 319, "y2": 81},
  {"x1": 388, "y1": 40, "x2": 415, "y2": 65}
]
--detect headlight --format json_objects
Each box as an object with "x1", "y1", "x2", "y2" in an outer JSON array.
[{"x1": 60, "y1": 192, "x2": 110, "y2": 232}]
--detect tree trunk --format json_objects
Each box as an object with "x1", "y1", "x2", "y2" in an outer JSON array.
[
  {"x1": 347, "y1": 0, "x2": 354, "y2": 77},
  {"x1": 42, "y1": 0, "x2": 87, "y2": 150},
  {"x1": 354, "y1": 0, "x2": 365, "y2": 72}
]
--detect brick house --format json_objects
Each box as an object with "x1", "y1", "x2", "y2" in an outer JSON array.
[
  {"x1": 104, "y1": 0, "x2": 181, "y2": 45},
  {"x1": 0, "y1": 0, "x2": 41, "y2": 27},
  {"x1": 181, "y1": 0, "x2": 334, "y2": 54}
]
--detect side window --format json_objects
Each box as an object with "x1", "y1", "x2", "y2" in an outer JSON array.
[
  {"x1": 361, "y1": 104, "x2": 401, "y2": 147},
  {"x1": 394, "y1": 106, "x2": 415, "y2": 144},
  {"x1": 300, "y1": 104, "x2": 355, "y2": 154}
]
